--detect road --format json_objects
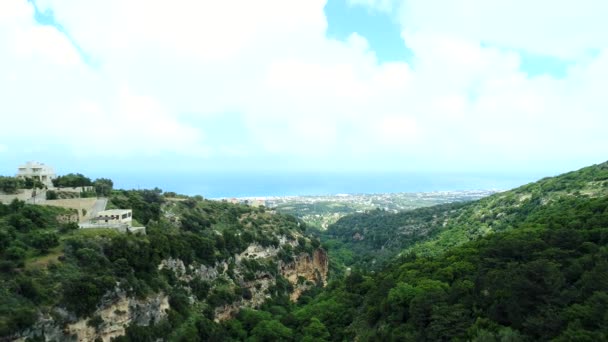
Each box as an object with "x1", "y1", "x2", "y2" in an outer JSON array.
[{"x1": 88, "y1": 197, "x2": 108, "y2": 220}]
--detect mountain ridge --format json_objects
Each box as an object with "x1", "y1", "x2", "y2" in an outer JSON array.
[{"x1": 322, "y1": 160, "x2": 608, "y2": 270}]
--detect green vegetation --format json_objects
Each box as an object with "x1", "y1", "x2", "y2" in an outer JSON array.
[
  {"x1": 3, "y1": 161, "x2": 608, "y2": 340},
  {"x1": 209, "y1": 188, "x2": 608, "y2": 341},
  {"x1": 109, "y1": 188, "x2": 164, "y2": 224},
  {"x1": 320, "y1": 161, "x2": 608, "y2": 273},
  {"x1": 22, "y1": 177, "x2": 45, "y2": 190},
  {"x1": 274, "y1": 191, "x2": 494, "y2": 230},
  {"x1": 0, "y1": 189, "x2": 316, "y2": 339},
  {"x1": 52, "y1": 173, "x2": 93, "y2": 188},
  {"x1": 319, "y1": 203, "x2": 467, "y2": 274},
  {"x1": 0, "y1": 201, "x2": 73, "y2": 335},
  {"x1": 0, "y1": 177, "x2": 23, "y2": 194},
  {"x1": 93, "y1": 178, "x2": 114, "y2": 197},
  {"x1": 51, "y1": 173, "x2": 113, "y2": 197}
]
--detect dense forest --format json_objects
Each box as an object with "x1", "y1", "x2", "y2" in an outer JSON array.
[
  {"x1": 0, "y1": 190, "x2": 322, "y2": 340},
  {"x1": 319, "y1": 161, "x2": 608, "y2": 272},
  {"x1": 229, "y1": 194, "x2": 608, "y2": 341},
  {"x1": 1, "y1": 161, "x2": 608, "y2": 341}
]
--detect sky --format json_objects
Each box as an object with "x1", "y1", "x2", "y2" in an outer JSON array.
[{"x1": 1, "y1": 0, "x2": 608, "y2": 192}]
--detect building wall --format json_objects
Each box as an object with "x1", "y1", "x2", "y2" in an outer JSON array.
[
  {"x1": 96, "y1": 211, "x2": 133, "y2": 225},
  {"x1": 55, "y1": 186, "x2": 94, "y2": 193},
  {"x1": 40, "y1": 198, "x2": 98, "y2": 222},
  {"x1": 0, "y1": 189, "x2": 44, "y2": 205},
  {"x1": 78, "y1": 222, "x2": 145, "y2": 234}
]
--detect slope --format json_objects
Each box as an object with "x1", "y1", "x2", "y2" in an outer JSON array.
[
  {"x1": 2, "y1": 190, "x2": 328, "y2": 341},
  {"x1": 221, "y1": 179, "x2": 608, "y2": 341},
  {"x1": 322, "y1": 161, "x2": 608, "y2": 269}
]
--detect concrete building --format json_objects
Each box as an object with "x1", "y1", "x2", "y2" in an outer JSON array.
[
  {"x1": 16, "y1": 161, "x2": 56, "y2": 188},
  {"x1": 80, "y1": 209, "x2": 146, "y2": 234},
  {"x1": 95, "y1": 209, "x2": 133, "y2": 225}
]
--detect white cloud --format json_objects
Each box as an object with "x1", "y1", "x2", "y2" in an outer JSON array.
[
  {"x1": 347, "y1": 0, "x2": 395, "y2": 12},
  {"x1": 397, "y1": 0, "x2": 608, "y2": 60},
  {"x1": 0, "y1": 0, "x2": 207, "y2": 158},
  {"x1": 66, "y1": 89, "x2": 208, "y2": 157},
  {"x1": 1, "y1": 0, "x2": 608, "y2": 173}
]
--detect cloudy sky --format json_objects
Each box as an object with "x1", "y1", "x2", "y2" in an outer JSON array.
[{"x1": 1, "y1": 0, "x2": 607, "y2": 181}]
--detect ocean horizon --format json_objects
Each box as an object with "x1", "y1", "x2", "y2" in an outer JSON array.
[{"x1": 102, "y1": 171, "x2": 550, "y2": 199}]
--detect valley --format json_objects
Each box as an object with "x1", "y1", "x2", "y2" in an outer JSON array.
[{"x1": 1, "y1": 161, "x2": 608, "y2": 341}]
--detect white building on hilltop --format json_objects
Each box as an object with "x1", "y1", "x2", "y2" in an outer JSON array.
[{"x1": 16, "y1": 161, "x2": 56, "y2": 188}]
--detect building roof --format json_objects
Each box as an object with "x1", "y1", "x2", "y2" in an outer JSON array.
[
  {"x1": 98, "y1": 209, "x2": 132, "y2": 216},
  {"x1": 18, "y1": 161, "x2": 53, "y2": 169}
]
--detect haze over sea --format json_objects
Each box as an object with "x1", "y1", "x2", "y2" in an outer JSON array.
[{"x1": 103, "y1": 172, "x2": 548, "y2": 198}]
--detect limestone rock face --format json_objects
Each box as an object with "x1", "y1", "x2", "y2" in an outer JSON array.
[
  {"x1": 16, "y1": 244, "x2": 328, "y2": 340},
  {"x1": 282, "y1": 248, "x2": 329, "y2": 301},
  {"x1": 213, "y1": 247, "x2": 330, "y2": 320},
  {"x1": 16, "y1": 291, "x2": 169, "y2": 342}
]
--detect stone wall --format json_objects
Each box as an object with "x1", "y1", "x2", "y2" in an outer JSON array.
[{"x1": 0, "y1": 189, "x2": 35, "y2": 204}]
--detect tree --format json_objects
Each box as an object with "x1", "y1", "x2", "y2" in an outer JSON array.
[
  {"x1": 387, "y1": 282, "x2": 418, "y2": 322},
  {"x1": 46, "y1": 190, "x2": 58, "y2": 200},
  {"x1": 29, "y1": 231, "x2": 59, "y2": 253},
  {"x1": 250, "y1": 320, "x2": 293, "y2": 341},
  {"x1": 93, "y1": 178, "x2": 113, "y2": 197},
  {"x1": 62, "y1": 276, "x2": 114, "y2": 317},
  {"x1": 53, "y1": 173, "x2": 92, "y2": 188},
  {"x1": 302, "y1": 318, "x2": 330, "y2": 341},
  {"x1": 0, "y1": 177, "x2": 23, "y2": 194},
  {"x1": 5, "y1": 246, "x2": 27, "y2": 264},
  {"x1": 23, "y1": 177, "x2": 44, "y2": 190}
]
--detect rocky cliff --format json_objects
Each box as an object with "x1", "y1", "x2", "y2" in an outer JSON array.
[
  {"x1": 4, "y1": 193, "x2": 329, "y2": 341},
  {"x1": 15, "y1": 291, "x2": 168, "y2": 342},
  {"x1": 282, "y1": 249, "x2": 329, "y2": 301},
  {"x1": 159, "y1": 243, "x2": 329, "y2": 322},
  {"x1": 13, "y1": 245, "x2": 327, "y2": 341}
]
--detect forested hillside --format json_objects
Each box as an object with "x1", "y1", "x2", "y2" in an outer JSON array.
[
  {"x1": 322, "y1": 161, "x2": 608, "y2": 270},
  {"x1": 225, "y1": 183, "x2": 608, "y2": 341},
  {"x1": 2, "y1": 161, "x2": 608, "y2": 341},
  {"x1": 1, "y1": 191, "x2": 327, "y2": 341}
]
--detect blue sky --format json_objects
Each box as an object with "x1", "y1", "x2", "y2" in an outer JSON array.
[{"x1": 1, "y1": 0, "x2": 608, "y2": 193}]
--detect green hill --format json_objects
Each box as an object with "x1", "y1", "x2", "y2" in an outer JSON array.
[
  {"x1": 283, "y1": 194, "x2": 608, "y2": 341},
  {"x1": 222, "y1": 162, "x2": 608, "y2": 341},
  {"x1": 322, "y1": 161, "x2": 608, "y2": 270},
  {"x1": 1, "y1": 191, "x2": 327, "y2": 341},
  {"x1": 3, "y1": 161, "x2": 608, "y2": 341}
]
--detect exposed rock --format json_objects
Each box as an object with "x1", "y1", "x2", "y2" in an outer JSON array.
[
  {"x1": 212, "y1": 248, "x2": 329, "y2": 321},
  {"x1": 353, "y1": 232, "x2": 364, "y2": 241},
  {"x1": 282, "y1": 249, "x2": 329, "y2": 301},
  {"x1": 15, "y1": 291, "x2": 169, "y2": 342},
  {"x1": 238, "y1": 244, "x2": 280, "y2": 260},
  {"x1": 213, "y1": 276, "x2": 274, "y2": 322},
  {"x1": 17, "y1": 244, "x2": 329, "y2": 340}
]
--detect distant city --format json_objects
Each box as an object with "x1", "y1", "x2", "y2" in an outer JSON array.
[{"x1": 218, "y1": 190, "x2": 500, "y2": 229}]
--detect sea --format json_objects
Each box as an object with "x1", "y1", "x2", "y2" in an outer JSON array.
[{"x1": 104, "y1": 171, "x2": 548, "y2": 199}]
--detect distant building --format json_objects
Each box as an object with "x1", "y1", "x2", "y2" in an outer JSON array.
[
  {"x1": 80, "y1": 209, "x2": 145, "y2": 234},
  {"x1": 16, "y1": 161, "x2": 56, "y2": 188},
  {"x1": 95, "y1": 209, "x2": 133, "y2": 226}
]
